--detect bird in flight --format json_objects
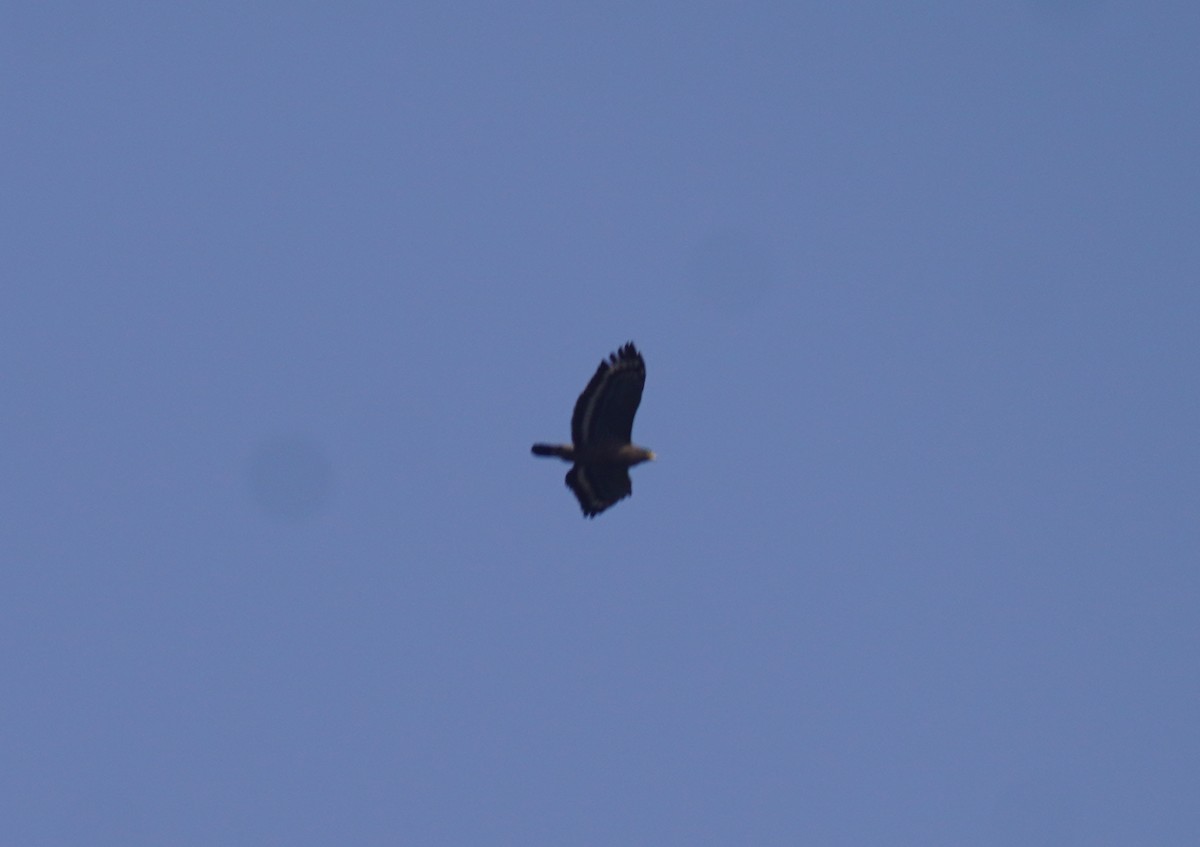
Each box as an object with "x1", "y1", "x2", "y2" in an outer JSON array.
[{"x1": 532, "y1": 342, "x2": 655, "y2": 517}]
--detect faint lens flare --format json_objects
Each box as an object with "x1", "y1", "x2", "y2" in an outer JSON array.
[{"x1": 246, "y1": 435, "x2": 334, "y2": 522}]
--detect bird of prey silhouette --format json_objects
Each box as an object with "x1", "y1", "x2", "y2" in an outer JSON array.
[{"x1": 531, "y1": 342, "x2": 655, "y2": 517}]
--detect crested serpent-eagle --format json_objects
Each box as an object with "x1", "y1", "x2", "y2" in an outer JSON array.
[{"x1": 532, "y1": 342, "x2": 655, "y2": 517}]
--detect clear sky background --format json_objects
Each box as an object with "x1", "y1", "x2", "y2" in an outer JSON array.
[{"x1": 4, "y1": 3, "x2": 1198, "y2": 844}]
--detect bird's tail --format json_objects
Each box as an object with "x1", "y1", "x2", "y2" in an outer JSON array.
[{"x1": 532, "y1": 443, "x2": 572, "y2": 459}]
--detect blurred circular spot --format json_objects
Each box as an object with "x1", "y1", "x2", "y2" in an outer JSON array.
[
  {"x1": 246, "y1": 435, "x2": 334, "y2": 523},
  {"x1": 686, "y1": 229, "x2": 774, "y2": 313}
]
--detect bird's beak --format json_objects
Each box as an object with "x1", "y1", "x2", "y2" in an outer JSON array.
[{"x1": 648, "y1": 451, "x2": 657, "y2": 461}]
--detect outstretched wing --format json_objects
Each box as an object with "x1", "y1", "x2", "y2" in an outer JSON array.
[
  {"x1": 570, "y1": 343, "x2": 645, "y2": 447},
  {"x1": 566, "y1": 465, "x2": 633, "y2": 517}
]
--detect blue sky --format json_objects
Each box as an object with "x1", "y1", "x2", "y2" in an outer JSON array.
[{"x1": 4, "y1": 2, "x2": 1198, "y2": 844}]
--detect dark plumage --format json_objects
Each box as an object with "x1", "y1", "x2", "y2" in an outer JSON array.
[{"x1": 531, "y1": 343, "x2": 655, "y2": 517}]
